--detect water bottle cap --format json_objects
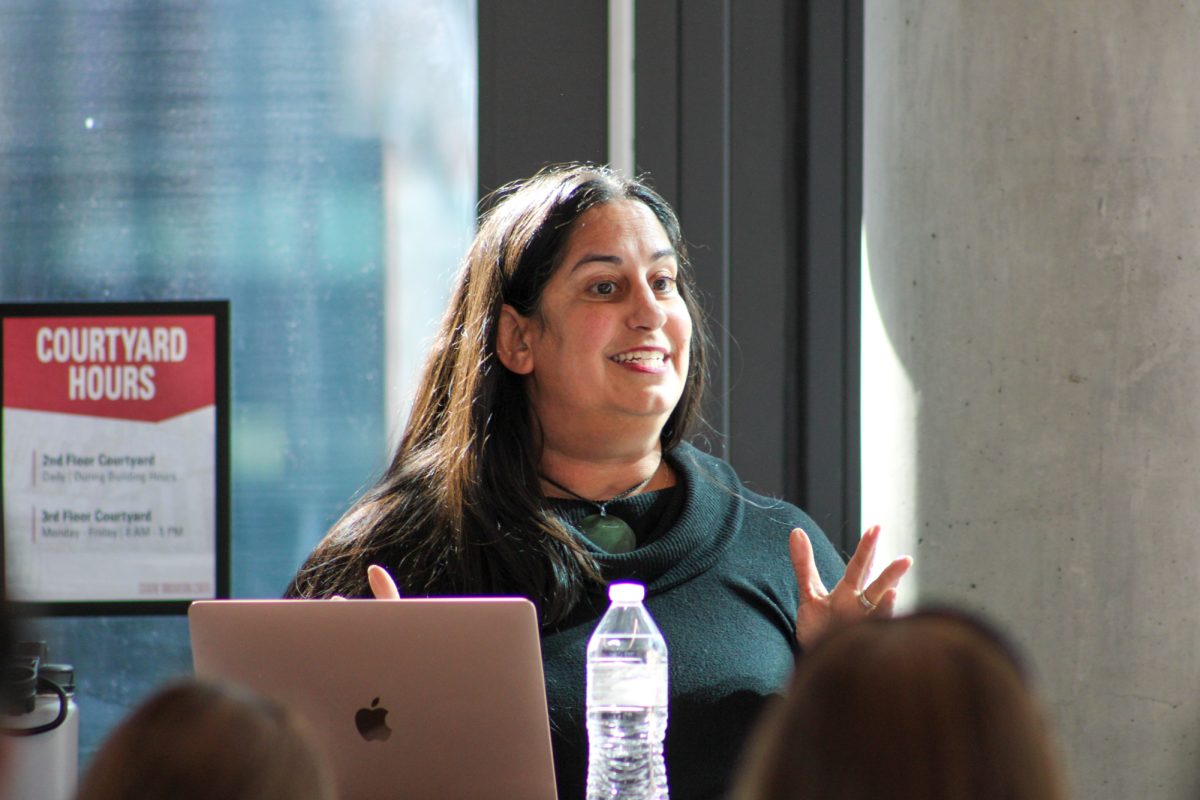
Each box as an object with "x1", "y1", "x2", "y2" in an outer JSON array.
[
  {"x1": 40, "y1": 664, "x2": 75, "y2": 696},
  {"x1": 608, "y1": 582, "x2": 645, "y2": 603},
  {"x1": 2, "y1": 661, "x2": 37, "y2": 714}
]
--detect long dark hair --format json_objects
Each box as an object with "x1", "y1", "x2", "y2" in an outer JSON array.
[{"x1": 286, "y1": 164, "x2": 709, "y2": 624}]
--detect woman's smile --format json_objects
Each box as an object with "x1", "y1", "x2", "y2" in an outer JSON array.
[{"x1": 609, "y1": 347, "x2": 670, "y2": 372}]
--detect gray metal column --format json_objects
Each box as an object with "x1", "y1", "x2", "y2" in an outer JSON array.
[{"x1": 863, "y1": 3, "x2": 1200, "y2": 796}]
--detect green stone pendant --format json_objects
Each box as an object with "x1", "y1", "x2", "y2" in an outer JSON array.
[{"x1": 579, "y1": 513, "x2": 636, "y2": 553}]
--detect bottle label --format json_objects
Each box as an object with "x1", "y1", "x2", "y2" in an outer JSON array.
[{"x1": 587, "y1": 660, "x2": 668, "y2": 707}]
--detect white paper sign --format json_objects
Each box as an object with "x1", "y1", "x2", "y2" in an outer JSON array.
[{"x1": 2, "y1": 305, "x2": 227, "y2": 609}]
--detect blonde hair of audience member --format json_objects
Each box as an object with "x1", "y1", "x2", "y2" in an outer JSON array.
[
  {"x1": 732, "y1": 610, "x2": 1068, "y2": 800},
  {"x1": 76, "y1": 679, "x2": 334, "y2": 800}
]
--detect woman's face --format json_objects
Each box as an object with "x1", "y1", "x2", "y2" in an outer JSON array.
[{"x1": 503, "y1": 199, "x2": 693, "y2": 451}]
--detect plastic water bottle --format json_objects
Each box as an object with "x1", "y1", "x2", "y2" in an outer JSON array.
[{"x1": 586, "y1": 582, "x2": 668, "y2": 800}]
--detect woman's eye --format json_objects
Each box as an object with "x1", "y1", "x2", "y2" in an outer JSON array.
[
  {"x1": 590, "y1": 280, "x2": 618, "y2": 296},
  {"x1": 652, "y1": 276, "x2": 677, "y2": 292}
]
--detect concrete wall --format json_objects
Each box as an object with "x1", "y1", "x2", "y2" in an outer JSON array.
[{"x1": 862, "y1": 2, "x2": 1200, "y2": 797}]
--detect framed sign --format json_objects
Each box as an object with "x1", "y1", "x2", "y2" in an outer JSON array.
[{"x1": 0, "y1": 301, "x2": 230, "y2": 614}]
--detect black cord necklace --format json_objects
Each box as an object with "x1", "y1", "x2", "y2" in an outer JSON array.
[{"x1": 541, "y1": 464, "x2": 659, "y2": 553}]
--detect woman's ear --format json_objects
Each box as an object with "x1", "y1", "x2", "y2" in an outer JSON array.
[{"x1": 496, "y1": 304, "x2": 535, "y2": 374}]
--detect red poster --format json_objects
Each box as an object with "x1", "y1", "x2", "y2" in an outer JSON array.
[
  {"x1": 1, "y1": 302, "x2": 229, "y2": 612},
  {"x1": 3, "y1": 316, "x2": 215, "y2": 422}
]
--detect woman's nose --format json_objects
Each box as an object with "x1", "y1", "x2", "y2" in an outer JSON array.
[{"x1": 627, "y1": 282, "x2": 667, "y2": 330}]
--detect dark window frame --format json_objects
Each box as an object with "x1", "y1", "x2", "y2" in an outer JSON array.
[{"x1": 477, "y1": 0, "x2": 862, "y2": 553}]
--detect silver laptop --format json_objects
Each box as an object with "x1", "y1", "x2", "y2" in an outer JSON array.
[{"x1": 189, "y1": 598, "x2": 558, "y2": 800}]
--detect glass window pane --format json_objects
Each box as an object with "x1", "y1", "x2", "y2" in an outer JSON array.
[{"x1": 0, "y1": 0, "x2": 476, "y2": 767}]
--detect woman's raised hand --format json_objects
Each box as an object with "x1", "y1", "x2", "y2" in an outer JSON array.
[
  {"x1": 329, "y1": 565, "x2": 401, "y2": 600},
  {"x1": 366, "y1": 564, "x2": 402, "y2": 599},
  {"x1": 789, "y1": 525, "x2": 912, "y2": 647}
]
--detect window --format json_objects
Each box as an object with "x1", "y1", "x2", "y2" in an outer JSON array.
[{"x1": 0, "y1": 0, "x2": 476, "y2": 764}]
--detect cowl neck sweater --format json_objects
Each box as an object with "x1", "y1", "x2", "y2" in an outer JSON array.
[{"x1": 541, "y1": 441, "x2": 845, "y2": 800}]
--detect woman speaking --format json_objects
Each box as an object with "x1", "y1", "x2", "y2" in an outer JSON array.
[{"x1": 287, "y1": 163, "x2": 911, "y2": 799}]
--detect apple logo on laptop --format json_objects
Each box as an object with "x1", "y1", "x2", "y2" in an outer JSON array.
[{"x1": 355, "y1": 697, "x2": 392, "y2": 742}]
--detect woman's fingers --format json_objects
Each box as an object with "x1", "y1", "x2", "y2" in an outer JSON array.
[
  {"x1": 869, "y1": 587, "x2": 898, "y2": 618},
  {"x1": 367, "y1": 564, "x2": 402, "y2": 600},
  {"x1": 328, "y1": 566, "x2": 400, "y2": 600},
  {"x1": 841, "y1": 524, "x2": 881, "y2": 592},
  {"x1": 789, "y1": 528, "x2": 829, "y2": 601},
  {"x1": 863, "y1": 555, "x2": 913, "y2": 606},
  {"x1": 793, "y1": 524, "x2": 912, "y2": 645}
]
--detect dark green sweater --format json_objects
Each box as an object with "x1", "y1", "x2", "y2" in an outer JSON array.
[{"x1": 542, "y1": 442, "x2": 845, "y2": 800}]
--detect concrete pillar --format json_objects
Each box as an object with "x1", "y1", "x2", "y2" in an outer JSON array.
[{"x1": 862, "y1": 3, "x2": 1200, "y2": 797}]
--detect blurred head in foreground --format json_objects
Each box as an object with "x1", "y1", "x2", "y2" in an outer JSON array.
[
  {"x1": 76, "y1": 679, "x2": 334, "y2": 800},
  {"x1": 733, "y1": 609, "x2": 1068, "y2": 800}
]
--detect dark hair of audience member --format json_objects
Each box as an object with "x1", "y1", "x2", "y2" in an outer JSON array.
[
  {"x1": 732, "y1": 609, "x2": 1068, "y2": 800},
  {"x1": 76, "y1": 679, "x2": 335, "y2": 800}
]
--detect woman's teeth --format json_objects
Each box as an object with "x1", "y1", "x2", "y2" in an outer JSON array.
[{"x1": 612, "y1": 351, "x2": 665, "y2": 365}]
